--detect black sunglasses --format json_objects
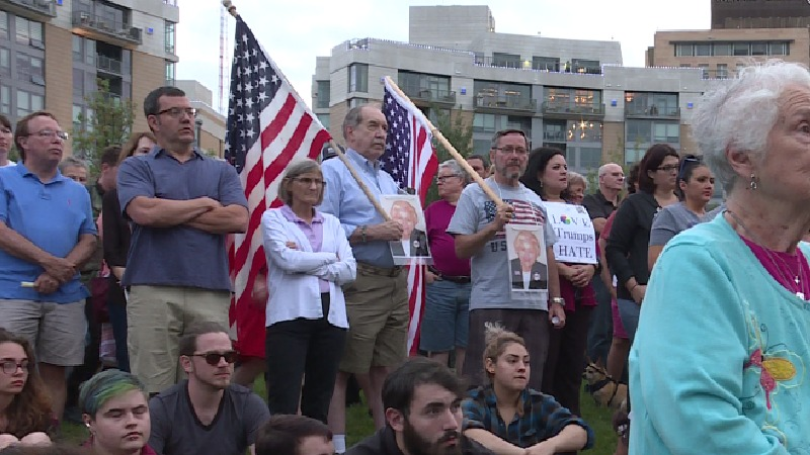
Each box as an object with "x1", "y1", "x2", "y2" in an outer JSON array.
[{"x1": 190, "y1": 351, "x2": 238, "y2": 366}]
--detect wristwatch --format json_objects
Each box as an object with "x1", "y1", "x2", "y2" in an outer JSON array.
[{"x1": 551, "y1": 297, "x2": 565, "y2": 306}]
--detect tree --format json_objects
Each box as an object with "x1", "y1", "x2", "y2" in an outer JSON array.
[
  {"x1": 425, "y1": 106, "x2": 474, "y2": 204},
  {"x1": 72, "y1": 78, "x2": 137, "y2": 168}
]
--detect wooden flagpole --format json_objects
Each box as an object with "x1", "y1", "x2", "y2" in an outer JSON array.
[
  {"x1": 222, "y1": 0, "x2": 390, "y2": 221},
  {"x1": 384, "y1": 76, "x2": 505, "y2": 208}
]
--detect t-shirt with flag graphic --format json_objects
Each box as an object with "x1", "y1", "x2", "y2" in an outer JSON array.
[{"x1": 447, "y1": 178, "x2": 556, "y2": 311}]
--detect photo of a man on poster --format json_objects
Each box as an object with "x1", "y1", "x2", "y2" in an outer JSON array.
[
  {"x1": 381, "y1": 195, "x2": 431, "y2": 263},
  {"x1": 509, "y1": 228, "x2": 548, "y2": 290}
]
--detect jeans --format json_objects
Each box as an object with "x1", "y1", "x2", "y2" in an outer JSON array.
[
  {"x1": 586, "y1": 277, "x2": 613, "y2": 364},
  {"x1": 108, "y1": 302, "x2": 130, "y2": 372},
  {"x1": 419, "y1": 280, "x2": 471, "y2": 352},
  {"x1": 617, "y1": 298, "x2": 641, "y2": 343}
]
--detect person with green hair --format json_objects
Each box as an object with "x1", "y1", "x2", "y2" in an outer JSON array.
[{"x1": 79, "y1": 370, "x2": 155, "y2": 455}]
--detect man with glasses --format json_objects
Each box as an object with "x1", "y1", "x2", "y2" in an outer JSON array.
[
  {"x1": 0, "y1": 111, "x2": 97, "y2": 421},
  {"x1": 582, "y1": 162, "x2": 624, "y2": 369},
  {"x1": 117, "y1": 86, "x2": 248, "y2": 394},
  {"x1": 447, "y1": 129, "x2": 563, "y2": 390},
  {"x1": 148, "y1": 322, "x2": 270, "y2": 455}
]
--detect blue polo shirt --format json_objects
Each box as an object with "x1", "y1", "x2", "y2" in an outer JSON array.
[
  {"x1": 117, "y1": 148, "x2": 247, "y2": 291},
  {"x1": 0, "y1": 164, "x2": 96, "y2": 303}
]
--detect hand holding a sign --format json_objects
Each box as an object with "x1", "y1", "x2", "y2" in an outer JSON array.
[
  {"x1": 493, "y1": 204, "x2": 515, "y2": 231},
  {"x1": 569, "y1": 264, "x2": 596, "y2": 288},
  {"x1": 370, "y1": 221, "x2": 405, "y2": 242}
]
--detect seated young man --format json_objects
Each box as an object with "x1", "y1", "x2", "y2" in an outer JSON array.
[
  {"x1": 148, "y1": 322, "x2": 270, "y2": 455},
  {"x1": 255, "y1": 414, "x2": 334, "y2": 455},
  {"x1": 348, "y1": 357, "x2": 494, "y2": 455},
  {"x1": 462, "y1": 325, "x2": 594, "y2": 455}
]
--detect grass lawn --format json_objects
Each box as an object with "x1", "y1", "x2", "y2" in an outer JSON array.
[{"x1": 60, "y1": 377, "x2": 617, "y2": 454}]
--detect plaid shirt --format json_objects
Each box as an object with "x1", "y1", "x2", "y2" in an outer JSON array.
[{"x1": 462, "y1": 385, "x2": 595, "y2": 449}]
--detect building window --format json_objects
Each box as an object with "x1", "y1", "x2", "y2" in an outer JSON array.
[
  {"x1": 750, "y1": 42, "x2": 767, "y2": 56},
  {"x1": 572, "y1": 59, "x2": 601, "y2": 74},
  {"x1": 736, "y1": 63, "x2": 745, "y2": 78},
  {"x1": 695, "y1": 43, "x2": 711, "y2": 56},
  {"x1": 674, "y1": 44, "x2": 693, "y2": 57},
  {"x1": 73, "y1": 35, "x2": 82, "y2": 61},
  {"x1": 716, "y1": 64, "x2": 728, "y2": 79},
  {"x1": 85, "y1": 38, "x2": 96, "y2": 66},
  {"x1": 532, "y1": 56, "x2": 559, "y2": 72},
  {"x1": 0, "y1": 11, "x2": 7, "y2": 40},
  {"x1": 0, "y1": 85, "x2": 9, "y2": 115},
  {"x1": 543, "y1": 121, "x2": 566, "y2": 142},
  {"x1": 348, "y1": 64, "x2": 368, "y2": 93},
  {"x1": 568, "y1": 147, "x2": 602, "y2": 171},
  {"x1": 713, "y1": 43, "x2": 731, "y2": 56},
  {"x1": 16, "y1": 90, "x2": 43, "y2": 117},
  {"x1": 316, "y1": 81, "x2": 330, "y2": 109},
  {"x1": 626, "y1": 120, "x2": 652, "y2": 145},
  {"x1": 770, "y1": 42, "x2": 787, "y2": 55},
  {"x1": 653, "y1": 122, "x2": 680, "y2": 143},
  {"x1": 16, "y1": 54, "x2": 44, "y2": 82},
  {"x1": 0, "y1": 48, "x2": 8, "y2": 74},
  {"x1": 165, "y1": 21, "x2": 176, "y2": 54},
  {"x1": 567, "y1": 120, "x2": 602, "y2": 142},
  {"x1": 733, "y1": 42, "x2": 749, "y2": 56},
  {"x1": 473, "y1": 139, "x2": 490, "y2": 155},
  {"x1": 165, "y1": 61, "x2": 176, "y2": 86},
  {"x1": 492, "y1": 52, "x2": 521, "y2": 68},
  {"x1": 14, "y1": 17, "x2": 43, "y2": 47},
  {"x1": 679, "y1": 64, "x2": 690, "y2": 68},
  {"x1": 73, "y1": 105, "x2": 83, "y2": 133},
  {"x1": 473, "y1": 113, "x2": 498, "y2": 133},
  {"x1": 317, "y1": 113, "x2": 330, "y2": 130}
]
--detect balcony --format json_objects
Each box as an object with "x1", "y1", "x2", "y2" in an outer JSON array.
[
  {"x1": 399, "y1": 85, "x2": 456, "y2": 107},
  {"x1": 624, "y1": 105, "x2": 680, "y2": 119},
  {"x1": 540, "y1": 101, "x2": 605, "y2": 119},
  {"x1": 97, "y1": 55, "x2": 122, "y2": 75},
  {"x1": 72, "y1": 11, "x2": 143, "y2": 47},
  {"x1": 474, "y1": 95, "x2": 536, "y2": 114},
  {"x1": 0, "y1": 0, "x2": 57, "y2": 20}
]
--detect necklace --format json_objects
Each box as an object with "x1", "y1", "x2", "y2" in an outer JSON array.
[{"x1": 726, "y1": 210, "x2": 809, "y2": 300}]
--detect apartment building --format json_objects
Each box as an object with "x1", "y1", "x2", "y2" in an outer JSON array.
[
  {"x1": 0, "y1": 0, "x2": 179, "y2": 156},
  {"x1": 312, "y1": 5, "x2": 710, "y2": 172}
]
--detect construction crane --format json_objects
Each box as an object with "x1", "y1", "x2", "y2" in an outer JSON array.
[{"x1": 218, "y1": 2, "x2": 228, "y2": 113}]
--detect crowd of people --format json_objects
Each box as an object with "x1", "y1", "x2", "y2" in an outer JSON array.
[{"x1": 1, "y1": 59, "x2": 809, "y2": 455}]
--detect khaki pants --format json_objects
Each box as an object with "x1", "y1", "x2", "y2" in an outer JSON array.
[{"x1": 127, "y1": 285, "x2": 229, "y2": 394}]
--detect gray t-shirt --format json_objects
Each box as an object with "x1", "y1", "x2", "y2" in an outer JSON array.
[
  {"x1": 148, "y1": 381, "x2": 270, "y2": 455},
  {"x1": 447, "y1": 178, "x2": 556, "y2": 311},
  {"x1": 649, "y1": 202, "x2": 702, "y2": 247}
]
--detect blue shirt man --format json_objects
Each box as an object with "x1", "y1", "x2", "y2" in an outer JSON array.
[
  {"x1": 116, "y1": 86, "x2": 248, "y2": 394},
  {"x1": 0, "y1": 111, "x2": 98, "y2": 421}
]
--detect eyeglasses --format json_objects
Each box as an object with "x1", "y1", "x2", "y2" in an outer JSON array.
[
  {"x1": 1, "y1": 360, "x2": 29, "y2": 375},
  {"x1": 436, "y1": 175, "x2": 460, "y2": 183},
  {"x1": 657, "y1": 165, "x2": 679, "y2": 173},
  {"x1": 155, "y1": 107, "x2": 198, "y2": 118},
  {"x1": 292, "y1": 177, "x2": 326, "y2": 187},
  {"x1": 190, "y1": 351, "x2": 238, "y2": 366},
  {"x1": 30, "y1": 129, "x2": 69, "y2": 141},
  {"x1": 494, "y1": 146, "x2": 528, "y2": 156}
]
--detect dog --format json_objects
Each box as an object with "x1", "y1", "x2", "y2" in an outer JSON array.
[{"x1": 582, "y1": 363, "x2": 628, "y2": 412}]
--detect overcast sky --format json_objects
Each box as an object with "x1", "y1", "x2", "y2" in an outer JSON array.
[{"x1": 176, "y1": 0, "x2": 711, "y2": 113}]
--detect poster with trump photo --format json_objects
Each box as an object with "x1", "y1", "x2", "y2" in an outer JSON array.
[
  {"x1": 544, "y1": 202, "x2": 597, "y2": 264},
  {"x1": 506, "y1": 224, "x2": 548, "y2": 301},
  {"x1": 381, "y1": 195, "x2": 433, "y2": 265}
]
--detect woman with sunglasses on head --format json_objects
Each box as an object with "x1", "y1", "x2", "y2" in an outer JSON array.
[
  {"x1": 260, "y1": 159, "x2": 356, "y2": 425},
  {"x1": 0, "y1": 329, "x2": 54, "y2": 451},
  {"x1": 647, "y1": 156, "x2": 715, "y2": 270},
  {"x1": 79, "y1": 370, "x2": 155, "y2": 455}
]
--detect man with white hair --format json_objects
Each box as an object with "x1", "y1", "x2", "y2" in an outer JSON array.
[{"x1": 582, "y1": 162, "x2": 623, "y2": 368}]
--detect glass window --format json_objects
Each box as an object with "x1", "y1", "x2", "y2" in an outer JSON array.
[
  {"x1": 567, "y1": 120, "x2": 602, "y2": 142},
  {"x1": 165, "y1": 21, "x2": 176, "y2": 54},
  {"x1": 347, "y1": 98, "x2": 368, "y2": 109},
  {"x1": 165, "y1": 61, "x2": 176, "y2": 85},
  {"x1": 624, "y1": 147, "x2": 645, "y2": 165},
  {"x1": 15, "y1": 17, "x2": 29, "y2": 45},
  {"x1": 31, "y1": 94, "x2": 43, "y2": 112},
  {"x1": 698, "y1": 64, "x2": 709, "y2": 79},
  {"x1": 0, "y1": 85, "x2": 9, "y2": 115},
  {"x1": 316, "y1": 81, "x2": 330, "y2": 109},
  {"x1": 17, "y1": 90, "x2": 30, "y2": 117},
  {"x1": 713, "y1": 43, "x2": 731, "y2": 56},
  {"x1": 717, "y1": 64, "x2": 728, "y2": 79},
  {"x1": 73, "y1": 105, "x2": 83, "y2": 132},
  {"x1": 0, "y1": 48, "x2": 8, "y2": 71},
  {"x1": 750, "y1": 42, "x2": 767, "y2": 56},
  {"x1": 578, "y1": 147, "x2": 602, "y2": 170},
  {"x1": 29, "y1": 21, "x2": 42, "y2": 44},
  {"x1": 0, "y1": 12, "x2": 7, "y2": 40},
  {"x1": 473, "y1": 113, "x2": 497, "y2": 133},
  {"x1": 675, "y1": 44, "x2": 693, "y2": 57},
  {"x1": 695, "y1": 44, "x2": 712, "y2": 56},
  {"x1": 543, "y1": 121, "x2": 566, "y2": 142},
  {"x1": 317, "y1": 113, "x2": 330, "y2": 130},
  {"x1": 473, "y1": 139, "x2": 490, "y2": 155},
  {"x1": 532, "y1": 56, "x2": 559, "y2": 72},
  {"x1": 679, "y1": 64, "x2": 690, "y2": 68},
  {"x1": 733, "y1": 42, "x2": 750, "y2": 56},
  {"x1": 73, "y1": 68, "x2": 84, "y2": 96},
  {"x1": 492, "y1": 52, "x2": 521, "y2": 68},
  {"x1": 770, "y1": 42, "x2": 787, "y2": 55},
  {"x1": 348, "y1": 64, "x2": 368, "y2": 93},
  {"x1": 85, "y1": 39, "x2": 95, "y2": 66},
  {"x1": 626, "y1": 120, "x2": 652, "y2": 144},
  {"x1": 73, "y1": 35, "x2": 82, "y2": 61},
  {"x1": 572, "y1": 58, "x2": 601, "y2": 75},
  {"x1": 653, "y1": 122, "x2": 680, "y2": 143}
]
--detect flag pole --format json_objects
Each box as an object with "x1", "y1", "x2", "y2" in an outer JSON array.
[
  {"x1": 384, "y1": 76, "x2": 505, "y2": 208},
  {"x1": 222, "y1": 0, "x2": 390, "y2": 221}
]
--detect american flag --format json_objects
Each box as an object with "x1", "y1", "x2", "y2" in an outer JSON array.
[
  {"x1": 381, "y1": 78, "x2": 439, "y2": 355},
  {"x1": 225, "y1": 16, "x2": 331, "y2": 351}
]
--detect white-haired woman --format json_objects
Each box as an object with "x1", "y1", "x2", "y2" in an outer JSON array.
[
  {"x1": 629, "y1": 60, "x2": 810, "y2": 454},
  {"x1": 261, "y1": 159, "x2": 356, "y2": 425}
]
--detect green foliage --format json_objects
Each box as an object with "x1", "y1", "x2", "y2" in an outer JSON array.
[
  {"x1": 7, "y1": 146, "x2": 19, "y2": 163},
  {"x1": 424, "y1": 106, "x2": 474, "y2": 205},
  {"x1": 72, "y1": 78, "x2": 137, "y2": 169}
]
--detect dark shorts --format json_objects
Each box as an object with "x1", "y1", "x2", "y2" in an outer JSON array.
[{"x1": 419, "y1": 280, "x2": 471, "y2": 352}]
